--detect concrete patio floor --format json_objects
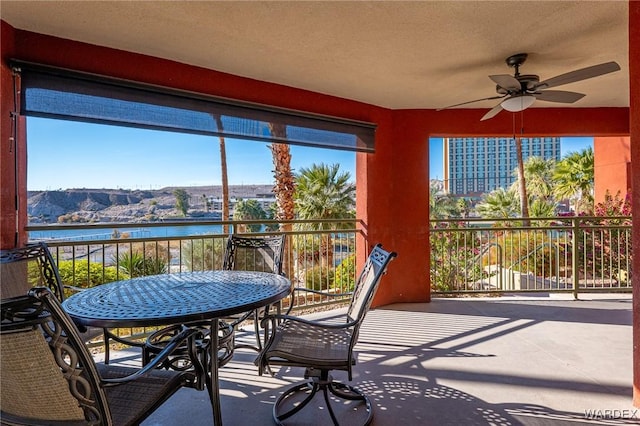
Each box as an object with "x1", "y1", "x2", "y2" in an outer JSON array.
[{"x1": 104, "y1": 293, "x2": 636, "y2": 425}]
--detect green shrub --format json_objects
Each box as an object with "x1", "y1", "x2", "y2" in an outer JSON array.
[
  {"x1": 334, "y1": 254, "x2": 356, "y2": 291},
  {"x1": 116, "y1": 250, "x2": 167, "y2": 277},
  {"x1": 182, "y1": 239, "x2": 226, "y2": 271},
  {"x1": 305, "y1": 266, "x2": 334, "y2": 291},
  {"x1": 430, "y1": 222, "x2": 484, "y2": 292},
  {"x1": 56, "y1": 260, "x2": 119, "y2": 295},
  {"x1": 486, "y1": 230, "x2": 565, "y2": 277}
]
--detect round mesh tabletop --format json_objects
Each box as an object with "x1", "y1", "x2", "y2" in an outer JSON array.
[{"x1": 62, "y1": 271, "x2": 291, "y2": 327}]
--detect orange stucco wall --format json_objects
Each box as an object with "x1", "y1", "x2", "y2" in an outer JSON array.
[{"x1": 594, "y1": 136, "x2": 632, "y2": 203}]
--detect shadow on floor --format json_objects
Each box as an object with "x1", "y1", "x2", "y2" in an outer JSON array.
[{"x1": 138, "y1": 294, "x2": 635, "y2": 425}]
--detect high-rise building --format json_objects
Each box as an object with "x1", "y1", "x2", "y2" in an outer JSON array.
[{"x1": 443, "y1": 137, "x2": 561, "y2": 198}]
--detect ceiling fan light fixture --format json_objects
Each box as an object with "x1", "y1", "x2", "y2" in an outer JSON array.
[{"x1": 501, "y1": 95, "x2": 536, "y2": 112}]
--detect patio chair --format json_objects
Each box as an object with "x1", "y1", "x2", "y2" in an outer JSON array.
[
  {"x1": 0, "y1": 242, "x2": 106, "y2": 346},
  {"x1": 221, "y1": 234, "x2": 287, "y2": 351},
  {"x1": 255, "y1": 243, "x2": 396, "y2": 426},
  {"x1": 0, "y1": 287, "x2": 205, "y2": 426},
  {"x1": 144, "y1": 234, "x2": 286, "y2": 369}
]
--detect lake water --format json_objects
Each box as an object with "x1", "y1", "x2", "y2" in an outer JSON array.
[{"x1": 29, "y1": 224, "x2": 226, "y2": 241}]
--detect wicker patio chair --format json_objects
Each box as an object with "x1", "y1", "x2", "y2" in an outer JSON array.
[
  {"x1": 144, "y1": 234, "x2": 286, "y2": 370},
  {"x1": 0, "y1": 287, "x2": 205, "y2": 426},
  {"x1": 255, "y1": 243, "x2": 396, "y2": 426},
  {"x1": 0, "y1": 242, "x2": 106, "y2": 345}
]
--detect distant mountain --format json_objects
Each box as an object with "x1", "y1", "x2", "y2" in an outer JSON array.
[{"x1": 28, "y1": 185, "x2": 274, "y2": 224}]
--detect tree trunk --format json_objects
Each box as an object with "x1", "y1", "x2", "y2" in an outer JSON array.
[
  {"x1": 268, "y1": 123, "x2": 295, "y2": 279},
  {"x1": 214, "y1": 115, "x2": 230, "y2": 234},
  {"x1": 515, "y1": 136, "x2": 530, "y2": 226}
]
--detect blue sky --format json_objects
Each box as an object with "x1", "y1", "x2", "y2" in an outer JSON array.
[
  {"x1": 27, "y1": 118, "x2": 592, "y2": 190},
  {"x1": 26, "y1": 118, "x2": 356, "y2": 190}
]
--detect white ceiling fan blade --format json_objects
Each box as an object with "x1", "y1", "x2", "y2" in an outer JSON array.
[
  {"x1": 480, "y1": 103, "x2": 503, "y2": 121},
  {"x1": 534, "y1": 90, "x2": 586, "y2": 103},
  {"x1": 489, "y1": 74, "x2": 521, "y2": 91}
]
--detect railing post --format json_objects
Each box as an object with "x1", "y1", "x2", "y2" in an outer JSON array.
[
  {"x1": 572, "y1": 217, "x2": 579, "y2": 300},
  {"x1": 497, "y1": 244, "x2": 503, "y2": 291},
  {"x1": 552, "y1": 238, "x2": 560, "y2": 289}
]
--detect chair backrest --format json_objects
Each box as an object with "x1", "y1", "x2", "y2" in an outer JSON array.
[
  {"x1": 346, "y1": 244, "x2": 397, "y2": 324},
  {"x1": 0, "y1": 242, "x2": 65, "y2": 301},
  {"x1": 223, "y1": 234, "x2": 286, "y2": 275},
  {"x1": 1, "y1": 287, "x2": 111, "y2": 424}
]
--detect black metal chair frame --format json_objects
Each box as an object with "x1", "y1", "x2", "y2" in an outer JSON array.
[
  {"x1": 0, "y1": 242, "x2": 67, "y2": 302},
  {"x1": 222, "y1": 234, "x2": 286, "y2": 351},
  {"x1": 255, "y1": 243, "x2": 396, "y2": 426},
  {"x1": 0, "y1": 242, "x2": 109, "y2": 348},
  {"x1": 144, "y1": 319, "x2": 236, "y2": 370},
  {"x1": 1, "y1": 287, "x2": 205, "y2": 426}
]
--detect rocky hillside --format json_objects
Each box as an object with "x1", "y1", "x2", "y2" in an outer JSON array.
[{"x1": 28, "y1": 185, "x2": 273, "y2": 223}]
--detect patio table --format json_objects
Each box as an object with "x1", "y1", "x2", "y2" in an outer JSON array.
[{"x1": 62, "y1": 270, "x2": 291, "y2": 426}]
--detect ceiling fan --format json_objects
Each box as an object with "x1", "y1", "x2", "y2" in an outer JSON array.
[{"x1": 439, "y1": 53, "x2": 621, "y2": 121}]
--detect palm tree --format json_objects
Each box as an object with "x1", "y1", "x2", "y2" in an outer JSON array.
[
  {"x1": 529, "y1": 198, "x2": 557, "y2": 222},
  {"x1": 213, "y1": 114, "x2": 230, "y2": 233},
  {"x1": 511, "y1": 156, "x2": 556, "y2": 203},
  {"x1": 429, "y1": 184, "x2": 460, "y2": 220},
  {"x1": 268, "y1": 123, "x2": 295, "y2": 278},
  {"x1": 475, "y1": 188, "x2": 520, "y2": 221},
  {"x1": 295, "y1": 163, "x2": 355, "y2": 227},
  {"x1": 553, "y1": 147, "x2": 594, "y2": 214},
  {"x1": 173, "y1": 188, "x2": 189, "y2": 216},
  {"x1": 268, "y1": 124, "x2": 295, "y2": 226},
  {"x1": 269, "y1": 123, "x2": 296, "y2": 277},
  {"x1": 456, "y1": 198, "x2": 472, "y2": 219},
  {"x1": 514, "y1": 137, "x2": 529, "y2": 223},
  {"x1": 233, "y1": 199, "x2": 267, "y2": 233},
  {"x1": 294, "y1": 163, "x2": 355, "y2": 265}
]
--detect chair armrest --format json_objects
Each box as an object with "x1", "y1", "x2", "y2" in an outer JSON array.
[
  {"x1": 260, "y1": 313, "x2": 357, "y2": 330},
  {"x1": 64, "y1": 284, "x2": 87, "y2": 294},
  {"x1": 101, "y1": 325, "x2": 204, "y2": 386},
  {"x1": 104, "y1": 329, "x2": 147, "y2": 348},
  {"x1": 292, "y1": 287, "x2": 353, "y2": 297},
  {"x1": 284, "y1": 287, "x2": 352, "y2": 314},
  {"x1": 224, "y1": 309, "x2": 254, "y2": 328}
]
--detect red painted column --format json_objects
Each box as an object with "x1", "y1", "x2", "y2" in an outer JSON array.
[
  {"x1": 594, "y1": 136, "x2": 631, "y2": 203},
  {"x1": 630, "y1": 0, "x2": 640, "y2": 409},
  {"x1": 359, "y1": 110, "x2": 432, "y2": 307},
  {"x1": 0, "y1": 21, "x2": 14, "y2": 249},
  {"x1": 0, "y1": 21, "x2": 28, "y2": 249}
]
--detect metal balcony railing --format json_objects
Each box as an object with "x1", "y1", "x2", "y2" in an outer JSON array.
[
  {"x1": 27, "y1": 218, "x2": 360, "y2": 348},
  {"x1": 429, "y1": 216, "x2": 633, "y2": 297}
]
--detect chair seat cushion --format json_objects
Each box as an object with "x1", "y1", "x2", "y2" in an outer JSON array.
[
  {"x1": 97, "y1": 364, "x2": 187, "y2": 426},
  {"x1": 264, "y1": 320, "x2": 354, "y2": 369}
]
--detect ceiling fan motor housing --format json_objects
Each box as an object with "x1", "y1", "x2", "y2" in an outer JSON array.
[{"x1": 496, "y1": 74, "x2": 540, "y2": 94}]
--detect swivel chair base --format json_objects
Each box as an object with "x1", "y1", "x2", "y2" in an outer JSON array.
[{"x1": 273, "y1": 369, "x2": 373, "y2": 426}]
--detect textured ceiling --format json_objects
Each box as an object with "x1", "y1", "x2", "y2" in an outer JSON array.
[{"x1": 0, "y1": 1, "x2": 629, "y2": 111}]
